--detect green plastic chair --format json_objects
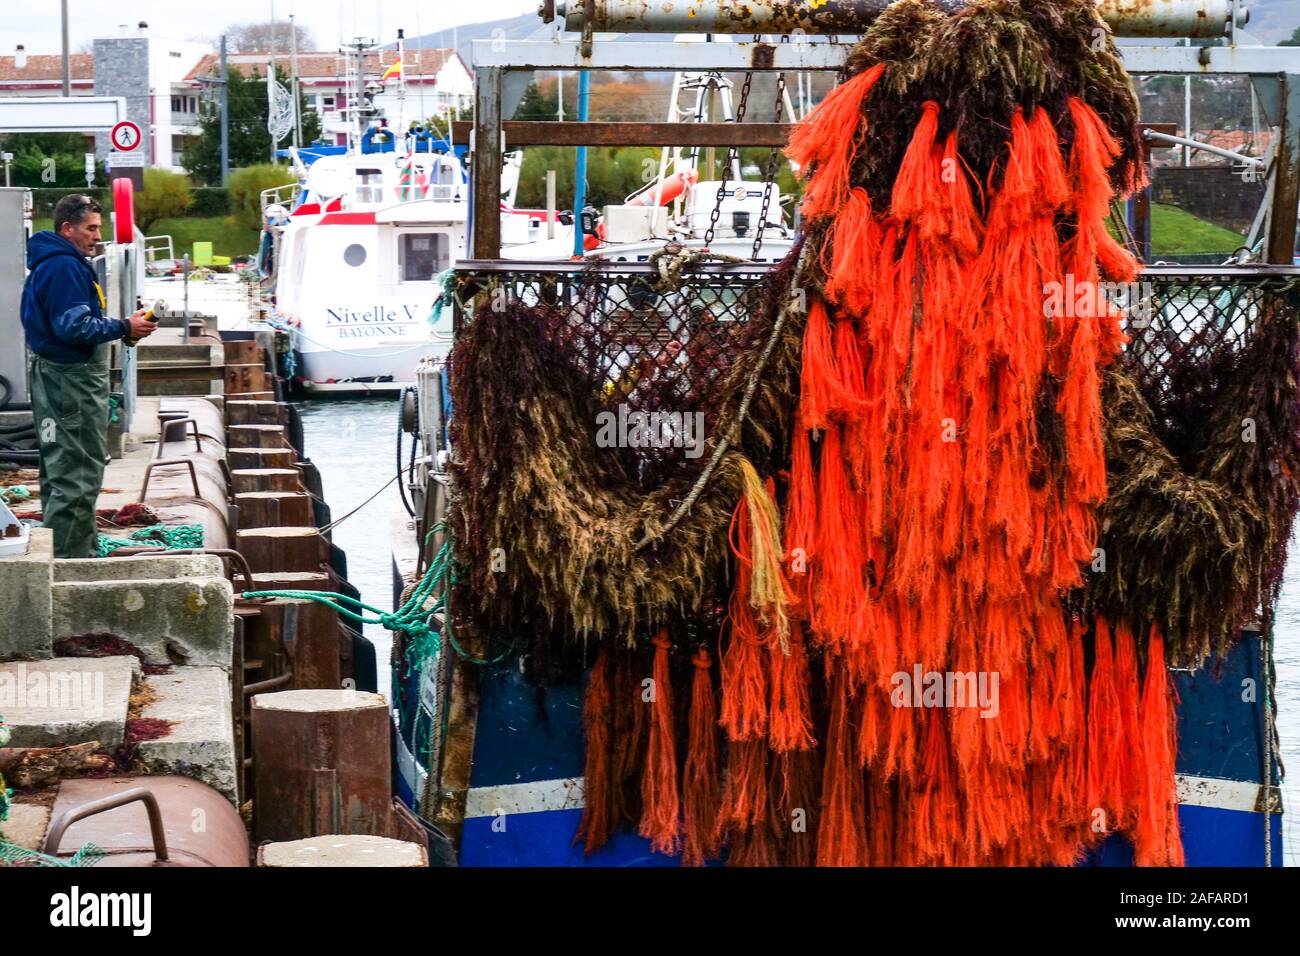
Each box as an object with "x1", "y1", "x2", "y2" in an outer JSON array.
[{"x1": 192, "y1": 241, "x2": 214, "y2": 267}]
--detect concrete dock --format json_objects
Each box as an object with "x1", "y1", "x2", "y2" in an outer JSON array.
[{"x1": 0, "y1": 317, "x2": 426, "y2": 866}]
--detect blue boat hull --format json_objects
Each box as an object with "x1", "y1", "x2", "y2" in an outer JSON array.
[{"x1": 398, "y1": 629, "x2": 1282, "y2": 867}]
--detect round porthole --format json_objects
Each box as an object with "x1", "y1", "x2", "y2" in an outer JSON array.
[{"x1": 343, "y1": 243, "x2": 367, "y2": 267}]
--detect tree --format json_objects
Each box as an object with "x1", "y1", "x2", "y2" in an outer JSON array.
[
  {"x1": 181, "y1": 64, "x2": 321, "y2": 186},
  {"x1": 134, "y1": 168, "x2": 193, "y2": 231},
  {"x1": 1281, "y1": 26, "x2": 1300, "y2": 47},
  {"x1": 224, "y1": 20, "x2": 315, "y2": 54},
  {"x1": 0, "y1": 132, "x2": 102, "y2": 187},
  {"x1": 514, "y1": 82, "x2": 558, "y2": 121}
]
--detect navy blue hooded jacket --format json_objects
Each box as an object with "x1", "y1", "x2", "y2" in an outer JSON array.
[{"x1": 21, "y1": 231, "x2": 127, "y2": 364}]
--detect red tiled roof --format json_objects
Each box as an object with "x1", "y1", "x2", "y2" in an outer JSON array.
[
  {"x1": 0, "y1": 53, "x2": 93, "y2": 82},
  {"x1": 1195, "y1": 129, "x2": 1271, "y2": 156},
  {"x1": 184, "y1": 48, "x2": 461, "y2": 83}
]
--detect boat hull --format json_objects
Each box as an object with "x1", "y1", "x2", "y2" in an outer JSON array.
[{"x1": 396, "y1": 629, "x2": 1283, "y2": 867}]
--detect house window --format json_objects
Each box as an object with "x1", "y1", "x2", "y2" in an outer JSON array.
[
  {"x1": 171, "y1": 96, "x2": 182, "y2": 112},
  {"x1": 322, "y1": 95, "x2": 336, "y2": 109},
  {"x1": 399, "y1": 233, "x2": 450, "y2": 282}
]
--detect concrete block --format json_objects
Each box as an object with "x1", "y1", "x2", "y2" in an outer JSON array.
[
  {"x1": 53, "y1": 553, "x2": 223, "y2": 583},
  {"x1": 0, "y1": 527, "x2": 54, "y2": 660},
  {"x1": 259, "y1": 835, "x2": 427, "y2": 868},
  {"x1": 134, "y1": 666, "x2": 237, "y2": 803},
  {"x1": 0, "y1": 803, "x2": 51, "y2": 851},
  {"x1": 0, "y1": 655, "x2": 138, "y2": 749},
  {"x1": 51, "y1": 576, "x2": 234, "y2": 669}
]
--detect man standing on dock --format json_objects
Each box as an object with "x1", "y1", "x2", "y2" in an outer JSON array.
[{"x1": 20, "y1": 195, "x2": 158, "y2": 558}]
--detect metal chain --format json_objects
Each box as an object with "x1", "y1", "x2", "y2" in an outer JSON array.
[
  {"x1": 752, "y1": 69, "x2": 787, "y2": 261},
  {"x1": 704, "y1": 64, "x2": 754, "y2": 249}
]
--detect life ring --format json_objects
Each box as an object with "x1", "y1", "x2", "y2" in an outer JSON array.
[{"x1": 112, "y1": 177, "x2": 135, "y2": 245}]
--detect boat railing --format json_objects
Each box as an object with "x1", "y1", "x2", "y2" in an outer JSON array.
[
  {"x1": 142, "y1": 234, "x2": 174, "y2": 263},
  {"x1": 260, "y1": 181, "x2": 302, "y2": 213}
]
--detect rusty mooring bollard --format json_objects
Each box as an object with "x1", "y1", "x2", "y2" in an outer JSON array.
[{"x1": 250, "y1": 689, "x2": 391, "y2": 844}]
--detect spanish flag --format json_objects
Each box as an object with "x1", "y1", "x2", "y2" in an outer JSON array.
[{"x1": 382, "y1": 58, "x2": 402, "y2": 82}]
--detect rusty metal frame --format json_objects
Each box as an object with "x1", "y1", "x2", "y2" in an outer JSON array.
[
  {"x1": 43, "y1": 787, "x2": 169, "y2": 862},
  {"x1": 140, "y1": 457, "x2": 202, "y2": 499},
  {"x1": 454, "y1": 119, "x2": 793, "y2": 147},
  {"x1": 546, "y1": 0, "x2": 1246, "y2": 40},
  {"x1": 155, "y1": 417, "x2": 205, "y2": 457}
]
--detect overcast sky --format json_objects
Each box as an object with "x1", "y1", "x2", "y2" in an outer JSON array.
[{"x1": 0, "y1": 0, "x2": 538, "y2": 55}]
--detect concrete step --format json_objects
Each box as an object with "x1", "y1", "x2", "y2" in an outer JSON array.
[
  {"x1": 0, "y1": 526, "x2": 54, "y2": 660},
  {"x1": 53, "y1": 553, "x2": 223, "y2": 584},
  {"x1": 136, "y1": 343, "x2": 223, "y2": 367},
  {"x1": 51, "y1": 576, "x2": 234, "y2": 670},
  {"x1": 0, "y1": 655, "x2": 139, "y2": 749},
  {"x1": 134, "y1": 666, "x2": 237, "y2": 802}
]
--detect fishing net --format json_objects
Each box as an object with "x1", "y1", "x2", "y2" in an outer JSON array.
[
  {"x1": 446, "y1": 0, "x2": 1300, "y2": 867},
  {"x1": 95, "y1": 524, "x2": 204, "y2": 558},
  {"x1": 448, "y1": 250, "x2": 803, "y2": 665}
]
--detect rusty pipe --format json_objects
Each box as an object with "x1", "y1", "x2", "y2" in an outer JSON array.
[
  {"x1": 547, "y1": 0, "x2": 1248, "y2": 40},
  {"x1": 108, "y1": 546, "x2": 255, "y2": 592},
  {"x1": 43, "y1": 787, "x2": 170, "y2": 863}
]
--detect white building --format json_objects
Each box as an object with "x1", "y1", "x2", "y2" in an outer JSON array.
[
  {"x1": 184, "y1": 48, "x2": 473, "y2": 147},
  {"x1": 2, "y1": 32, "x2": 471, "y2": 172}
]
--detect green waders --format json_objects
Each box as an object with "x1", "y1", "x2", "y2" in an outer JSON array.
[{"x1": 28, "y1": 344, "x2": 111, "y2": 559}]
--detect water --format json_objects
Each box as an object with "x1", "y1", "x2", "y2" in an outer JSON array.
[
  {"x1": 295, "y1": 398, "x2": 406, "y2": 682},
  {"x1": 296, "y1": 395, "x2": 1300, "y2": 864}
]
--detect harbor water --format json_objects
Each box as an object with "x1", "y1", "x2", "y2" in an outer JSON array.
[{"x1": 295, "y1": 398, "x2": 404, "y2": 682}]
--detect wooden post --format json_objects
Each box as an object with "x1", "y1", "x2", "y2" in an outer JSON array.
[
  {"x1": 224, "y1": 340, "x2": 265, "y2": 367},
  {"x1": 248, "y1": 571, "x2": 333, "y2": 592},
  {"x1": 227, "y1": 424, "x2": 288, "y2": 449},
  {"x1": 472, "y1": 66, "x2": 504, "y2": 259},
  {"x1": 237, "y1": 527, "x2": 326, "y2": 573},
  {"x1": 235, "y1": 492, "x2": 314, "y2": 528},
  {"x1": 225, "y1": 364, "x2": 269, "y2": 394},
  {"x1": 250, "y1": 689, "x2": 392, "y2": 843},
  {"x1": 229, "y1": 448, "x2": 298, "y2": 471},
  {"x1": 226, "y1": 391, "x2": 276, "y2": 402},
  {"x1": 1267, "y1": 74, "x2": 1300, "y2": 265},
  {"x1": 226, "y1": 400, "x2": 288, "y2": 426},
  {"x1": 231, "y1": 468, "x2": 303, "y2": 494},
  {"x1": 243, "y1": 598, "x2": 343, "y2": 690}
]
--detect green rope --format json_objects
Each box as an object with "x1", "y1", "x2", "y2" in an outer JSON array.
[
  {"x1": 244, "y1": 534, "x2": 455, "y2": 673},
  {"x1": 96, "y1": 523, "x2": 204, "y2": 558},
  {"x1": 243, "y1": 526, "x2": 514, "y2": 671},
  {"x1": 0, "y1": 485, "x2": 31, "y2": 503},
  {"x1": 0, "y1": 840, "x2": 106, "y2": 868},
  {"x1": 428, "y1": 268, "x2": 458, "y2": 328}
]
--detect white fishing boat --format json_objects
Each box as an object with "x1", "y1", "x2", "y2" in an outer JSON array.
[{"x1": 262, "y1": 46, "x2": 801, "y2": 392}]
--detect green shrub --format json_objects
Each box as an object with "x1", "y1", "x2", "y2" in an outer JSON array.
[
  {"x1": 134, "y1": 168, "x2": 193, "y2": 232},
  {"x1": 188, "y1": 187, "x2": 231, "y2": 218},
  {"x1": 228, "y1": 164, "x2": 297, "y2": 230}
]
